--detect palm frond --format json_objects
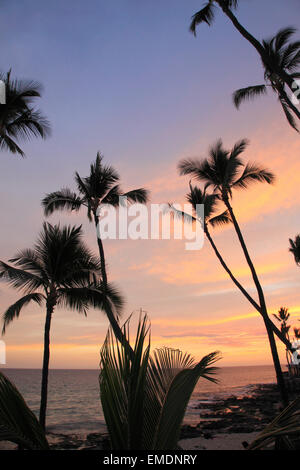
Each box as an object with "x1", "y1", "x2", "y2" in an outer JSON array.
[
  {"x1": 99, "y1": 314, "x2": 150, "y2": 450},
  {"x1": 209, "y1": 209, "x2": 231, "y2": 227},
  {"x1": 232, "y1": 162, "x2": 275, "y2": 189},
  {"x1": 0, "y1": 372, "x2": 49, "y2": 449},
  {"x1": 233, "y1": 85, "x2": 267, "y2": 109},
  {"x1": 2, "y1": 293, "x2": 44, "y2": 335},
  {"x1": 279, "y1": 96, "x2": 299, "y2": 132},
  {"x1": 274, "y1": 27, "x2": 297, "y2": 52},
  {"x1": 248, "y1": 396, "x2": 300, "y2": 450},
  {"x1": 190, "y1": 3, "x2": 216, "y2": 34},
  {"x1": 148, "y1": 350, "x2": 220, "y2": 449},
  {"x1": 42, "y1": 188, "x2": 84, "y2": 216},
  {"x1": 0, "y1": 261, "x2": 43, "y2": 293},
  {"x1": 121, "y1": 188, "x2": 149, "y2": 205}
]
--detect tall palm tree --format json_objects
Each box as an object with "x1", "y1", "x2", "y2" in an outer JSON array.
[
  {"x1": 233, "y1": 28, "x2": 300, "y2": 131},
  {"x1": 0, "y1": 223, "x2": 123, "y2": 429},
  {"x1": 42, "y1": 153, "x2": 149, "y2": 359},
  {"x1": 178, "y1": 138, "x2": 290, "y2": 405},
  {"x1": 0, "y1": 70, "x2": 51, "y2": 157},
  {"x1": 190, "y1": 2, "x2": 299, "y2": 97},
  {"x1": 289, "y1": 235, "x2": 300, "y2": 266}
]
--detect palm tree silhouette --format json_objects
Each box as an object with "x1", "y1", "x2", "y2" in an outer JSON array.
[
  {"x1": 178, "y1": 138, "x2": 290, "y2": 405},
  {"x1": 190, "y1": 2, "x2": 299, "y2": 99},
  {"x1": 233, "y1": 28, "x2": 300, "y2": 131},
  {"x1": 273, "y1": 307, "x2": 291, "y2": 367},
  {"x1": 0, "y1": 70, "x2": 51, "y2": 157},
  {"x1": 289, "y1": 235, "x2": 300, "y2": 266},
  {"x1": 0, "y1": 223, "x2": 123, "y2": 429},
  {"x1": 42, "y1": 153, "x2": 149, "y2": 359}
]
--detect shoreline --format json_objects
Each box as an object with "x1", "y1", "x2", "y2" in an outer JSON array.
[{"x1": 0, "y1": 382, "x2": 292, "y2": 451}]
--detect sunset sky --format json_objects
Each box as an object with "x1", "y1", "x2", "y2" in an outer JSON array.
[{"x1": 0, "y1": 0, "x2": 300, "y2": 369}]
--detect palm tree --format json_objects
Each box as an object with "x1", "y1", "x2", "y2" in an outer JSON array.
[
  {"x1": 273, "y1": 307, "x2": 291, "y2": 367},
  {"x1": 170, "y1": 184, "x2": 290, "y2": 348},
  {"x1": 190, "y1": 2, "x2": 299, "y2": 97},
  {"x1": 42, "y1": 153, "x2": 149, "y2": 358},
  {"x1": 233, "y1": 28, "x2": 300, "y2": 131},
  {"x1": 0, "y1": 223, "x2": 123, "y2": 429},
  {"x1": 289, "y1": 235, "x2": 300, "y2": 266},
  {"x1": 99, "y1": 313, "x2": 220, "y2": 450},
  {"x1": 178, "y1": 138, "x2": 290, "y2": 406},
  {"x1": 0, "y1": 70, "x2": 51, "y2": 157}
]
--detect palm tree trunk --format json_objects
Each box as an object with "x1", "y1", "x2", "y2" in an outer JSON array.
[
  {"x1": 263, "y1": 318, "x2": 289, "y2": 407},
  {"x1": 222, "y1": 195, "x2": 289, "y2": 405},
  {"x1": 219, "y1": 3, "x2": 296, "y2": 93},
  {"x1": 205, "y1": 227, "x2": 291, "y2": 350},
  {"x1": 39, "y1": 304, "x2": 53, "y2": 430},
  {"x1": 93, "y1": 212, "x2": 135, "y2": 361}
]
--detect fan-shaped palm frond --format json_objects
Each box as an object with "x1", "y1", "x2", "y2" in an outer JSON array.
[
  {"x1": 99, "y1": 313, "x2": 220, "y2": 450},
  {"x1": 0, "y1": 372, "x2": 49, "y2": 449}
]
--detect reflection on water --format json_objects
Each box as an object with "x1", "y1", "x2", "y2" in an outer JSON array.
[{"x1": 1, "y1": 365, "x2": 277, "y2": 434}]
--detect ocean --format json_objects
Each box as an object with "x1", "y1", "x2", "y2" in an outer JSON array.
[{"x1": 1, "y1": 366, "x2": 278, "y2": 435}]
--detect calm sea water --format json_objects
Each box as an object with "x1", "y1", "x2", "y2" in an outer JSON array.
[{"x1": 1, "y1": 366, "x2": 277, "y2": 434}]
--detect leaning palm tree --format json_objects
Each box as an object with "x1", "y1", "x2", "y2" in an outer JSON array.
[
  {"x1": 169, "y1": 185, "x2": 289, "y2": 349},
  {"x1": 178, "y1": 138, "x2": 290, "y2": 406},
  {"x1": 42, "y1": 153, "x2": 149, "y2": 358},
  {"x1": 0, "y1": 70, "x2": 51, "y2": 157},
  {"x1": 0, "y1": 223, "x2": 123, "y2": 429},
  {"x1": 99, "y1": 313, "x2": 220, "y2": 450},
  {"x1": 233, "y1": 28, "x2": 300, "y2": 131},
  {"x1": 289, "y1": 235, "x2": 300, "y2": 266},
  {"x1": 190, "y1": 2, "x2": 299, "y2": 101}
]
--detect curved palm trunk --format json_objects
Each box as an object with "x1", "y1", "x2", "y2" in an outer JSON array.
[
  {"x1": 93, "y1": 213, "x2": 135, "y2": 361},
  {"x1": 220, "y1": 4, "x2": 297, "y2": 94},
  {"x1": 222, "y1": 195, "x2": 289, "y2": 405},
  {"x1": 39, "y1": 303, "x2": 53, "y2": 430},
  {"x1": 205, "y1": 227, "x2": 291, "y2": 350}
]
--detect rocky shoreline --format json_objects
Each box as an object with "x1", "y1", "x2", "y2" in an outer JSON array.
[
  {"x1": 180, "y1": 383, "x2": 292, "y2": 443},
  {"x1": 0, "y1": 383, "x2": 296, "y2": 450}
]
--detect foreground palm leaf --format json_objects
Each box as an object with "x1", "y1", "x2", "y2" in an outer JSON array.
[
  {"x1": 248, "y1": 396, "x2": 300, "y2": 450},
  {"x1": 99, "y1": 313, "x2": 220, "y2": 450},
  {"x1": 0, "y1": 372, "x2": 48, "y2": 449}
]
